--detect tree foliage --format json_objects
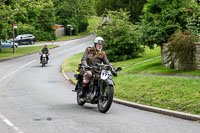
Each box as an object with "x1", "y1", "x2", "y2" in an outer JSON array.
[
  {"x1": 95, "y1": 0, "x2": 146, "y2": 22},
  {"x1": 140, "y1": 0, "x2": 198, "y2": 48},
  {"x1": 53, "y1": 0, "x2": 96, "y2": 35},
  {"x1": 0, "y1": 0, "x2": 95, "y2": 41},
  {"x1": 0, "y1": 0, "x2": 56, "y2": 41},
  {"x1": 96, "y1": 10, "x2": 144, "y2": 62}
]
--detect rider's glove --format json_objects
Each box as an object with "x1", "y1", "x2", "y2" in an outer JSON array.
[
  {"x1": 82, "y1": 62, "x2": 90, "y2": 70},
  {"x1": 111, "y1": 67, "x2": 117, "y2": 77},
  {"x1": 82, "y1": 62, "x2": 88, "y2": 67}
]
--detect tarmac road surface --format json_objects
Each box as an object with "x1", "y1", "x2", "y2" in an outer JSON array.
[{"x1": 0, "y1": 35, "x2": 200, "y2": 133}]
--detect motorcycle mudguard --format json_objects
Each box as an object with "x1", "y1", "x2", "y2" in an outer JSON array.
[
  {"x1": 107, "y1": 79, "x2": 115, "y2": 86},
  {"x1": 74, "y1": 74, "x2": 82, "y2": 80}
]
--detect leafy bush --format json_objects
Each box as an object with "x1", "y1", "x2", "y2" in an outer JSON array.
[
  {"x1": 17, "y1": 24, "x2": 35, "y2": 35},
  {"x1": 140, "y1": 0, "x2": 197, "y2": 48},
  {"x1": 185, "y1": 7, "x2": 200, "y2": 36},
  {"x1": 16, "y1": 23, "x2": 56, "y2": 41},
  {"x1": 78, "y1": 19, "x2": 89, "y2": 33},
  {"x1": 34, "y1": 30, "x2": 56, "y2": 41},
  {"x1": 64, "y1": 18, "x2": 89, "y2": 35},
  {"x1": 167, "y1": 30, "x2": 199, "y2": 64},
  {"x1": 95, "y1": 0, "x2": 146, "y2": 23},
  {"x1": 96, "y1": 10, "x2": 144, "y2": 62},
  {"x1": 55, "y1": 0, "x2": 95, "y2": 35}
]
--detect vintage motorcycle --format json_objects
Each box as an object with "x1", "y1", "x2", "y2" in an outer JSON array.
[
  {"x1": 74, "y1": 64, "x2": 122, "y2": 113},
  {"x1": 41, "y1": 53, "x2": 48, "y2": 67}
]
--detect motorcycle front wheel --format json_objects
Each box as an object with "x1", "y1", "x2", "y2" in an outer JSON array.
[
  {"x1": 41, "y1": 58, "x2": 46, "y2": 67},
  {"x1": 98, "y1": 85, "x2": 114, "y2": 113},
  {"x1": 42, "y1": 61, "x2": 45, "y2": 67}
]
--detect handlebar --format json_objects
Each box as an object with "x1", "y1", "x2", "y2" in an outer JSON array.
[{"x1": 81, "y1": 63, "x2": 122, "y2": 76}]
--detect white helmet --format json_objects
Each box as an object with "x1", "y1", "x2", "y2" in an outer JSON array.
[
  {"x1": 94, "y1": 37, "x2": 104, "y2": 51},
  {"x1": 94, "y1": 37, "x2": 104, "y2": 45}
]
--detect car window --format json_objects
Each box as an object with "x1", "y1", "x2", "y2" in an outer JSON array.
[{"x1": 16, "y1": 35, "x2": 22, "y2": 39}]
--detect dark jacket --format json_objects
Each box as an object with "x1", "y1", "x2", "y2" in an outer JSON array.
[
  {"x1": 41, "y1": 47, "x2": 49, "y2": 54},
  {"x1": 81, "y1": 47, "x2": 110, "y2": 67}
]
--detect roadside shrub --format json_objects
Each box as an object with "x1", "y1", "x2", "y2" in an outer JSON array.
[
  {"x1": 17, "y1": 24, "x2": 35, "y2": 35},
  {"x1": 96, "y1": 10, "x2": 144, "y2": 62},
  {"x1": 140, "y1": 0, "x2": 196, "y2": 48},
  {"x1": 166, "y1": 30, "x2": 199, "y2": 64},
  {"x1": 16, "y1": 23, "x2": 56, "y2": 41},
  {"x1": 34, "y1": 30, "x2": 56, "y2": 41},
  {"x1": 78, "y1": 18, "x2": 89, "y2": 33}
]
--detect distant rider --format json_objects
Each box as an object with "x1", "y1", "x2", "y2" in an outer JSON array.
[
  {"x1": 40, "y1": 44, "x2": 49, "y2": 63},
  {"x1": 79, "y1": 37, "x2": 111, "y2": 97}
]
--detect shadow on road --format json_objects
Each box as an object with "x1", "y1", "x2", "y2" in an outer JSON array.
[
  {"x1": 49, "y1": 103, "x2": 99, "y2": 114},
  {"x1": 30, "y1": 65, "x2": 52, "y2": 68}
]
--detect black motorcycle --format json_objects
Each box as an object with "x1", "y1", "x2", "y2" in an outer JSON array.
[
  {"x1": 74, "y1": 64, "x2": 122, "y2": 113},
  {"x1": 41, "y1": 53, "x2": 48, "y2": 67}
]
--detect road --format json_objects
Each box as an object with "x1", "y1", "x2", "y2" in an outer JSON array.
[{"x1": 0, "y1": 35, "x2": 200, "y2": 133}]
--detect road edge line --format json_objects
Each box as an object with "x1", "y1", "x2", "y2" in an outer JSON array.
[{"x1": 0, "y1": 113, "x2": 24, "y2": 133}]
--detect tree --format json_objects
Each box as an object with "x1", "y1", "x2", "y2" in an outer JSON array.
[
  {"x1": 96, "y1": 10, "x2": 144, "y2": 62},
  {"x1": 140, "y1": 0, "x2": 198, "y2": 48},
  {"x1": 0, "y1": 0, "x2": 56, "y2": 41},
  {"x1": 53, "y1": 0, "x2": 95, "y2": 35},
  {"x1": 95, "y1": 0, "x2": 146, "y2": 22},
  {"x1": 0, "y1": 0, "x2": 21, "y2": 51}
]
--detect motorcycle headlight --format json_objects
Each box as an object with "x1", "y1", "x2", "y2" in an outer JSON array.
[{"x1": 104, "y1": 65, "x2": 110, "y2": 70}]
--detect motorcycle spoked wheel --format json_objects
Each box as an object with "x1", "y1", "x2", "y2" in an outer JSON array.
[
  {"x1": 41, "y1": 59, "x2": 45, "y2": 67},
  {"x1": 97, "y1": 84, "x2": 114, "y2": 113},
  {"x1": 76, "y1": 81, "x2": 86, "y2": 106}
]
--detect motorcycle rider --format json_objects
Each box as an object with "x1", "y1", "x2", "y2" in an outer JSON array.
[
  {"x1": 79, "y1": 36, "x2": 110, "y2": 98},
  {"x1": 40, "y1": 44, "x2": 49, "y2": 63}
]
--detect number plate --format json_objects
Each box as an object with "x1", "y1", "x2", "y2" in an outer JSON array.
[{"x1": 101, "y1": 70, "x2": 111, "y2": 80}]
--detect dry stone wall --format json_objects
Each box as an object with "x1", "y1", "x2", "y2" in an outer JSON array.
[{"x1": 161, "y1": 43, "x2": 200, "y2": 70}]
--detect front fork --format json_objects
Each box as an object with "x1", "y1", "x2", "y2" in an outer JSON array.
[{"x1": 98, "y1": 79, "x2": 109, "y2": 96}]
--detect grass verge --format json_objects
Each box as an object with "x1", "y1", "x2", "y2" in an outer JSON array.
[
  {"x1": 61, "y1": 46, "x2": 200, "y2": 115},
  {"x1": 0, "y1": 45, "x2": 57, "y2": 60},
  {"x1": 114, "y1": 74, "x2": 200, "y2": 115}
]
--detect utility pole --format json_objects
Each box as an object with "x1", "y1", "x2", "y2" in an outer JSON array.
[
  {"x1": 12, "y1": 9, "x2": 19, "y2": 54},
  {"x1": 12, "y1": 24, "x2": 16, "y2": 53}
]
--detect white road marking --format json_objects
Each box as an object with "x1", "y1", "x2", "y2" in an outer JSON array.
[
  {"x1": 0, "y1": 113, "x2": 24, "y2": 133},
  {"x1": 0, "y1": 60, "x2": 36, "y2": 83},
  {"x1": 0, "y1": 60, "x2": 36, "y2": 133}
]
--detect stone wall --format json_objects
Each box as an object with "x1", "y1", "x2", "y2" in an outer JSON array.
[{"x1": 161, "y1": 43, "x2": 200, "y2": 70}]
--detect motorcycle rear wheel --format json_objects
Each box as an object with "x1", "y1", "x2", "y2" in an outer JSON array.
[
  {"x1": 77, "y1": 92, "x2": 86, "y2": 106},
  {"x1": 76, "y1": 81, "x2": 85, "y2": 106},
  {"x1": 98, "y1": 85, "x2": 114, "y2": 113}
]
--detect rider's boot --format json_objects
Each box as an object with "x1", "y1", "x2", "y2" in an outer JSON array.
[{"x1": 79, "y1": 82, "x2": 88, "y2": 98}]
